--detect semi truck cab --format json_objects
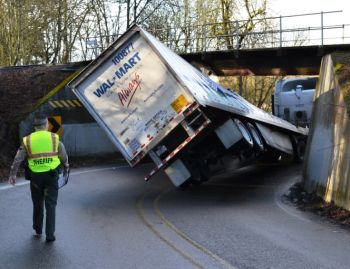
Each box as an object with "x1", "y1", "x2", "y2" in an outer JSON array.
[{"x1": 273, "y1": 77, "x2": 317, "y2": 127}]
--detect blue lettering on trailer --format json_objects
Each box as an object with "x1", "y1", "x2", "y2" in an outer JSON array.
[
  {"x1": 93, "y1": 79, "x2": 115, "y2": 97},
  {"x1": 111, "y1": 42, "x2": 134, "y2": 65},
  {"x1": 93, "y1": 52, "x2": 141, "y2": 98},
  {"x1": 115, "y1": 52, "x2": 141, "y2": 79}
]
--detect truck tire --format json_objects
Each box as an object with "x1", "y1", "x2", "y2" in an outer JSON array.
[
  {"x1": 179, "y1": 176, "x2": 202, "y2": 189},
  {"x1": 179, "y1": 179, "x2": 192, "y2": 189},
  {"x1": 291, "y1": 136, "x2": 306, "y2": 163},
  {"x1": 257, "y1": 148, "x2": 282, "y2": 164},
  {"x1": 246, "y1": 123, "x2": 264, "y2": 151},
  {"x1": 233, "y1": 119, "x2": 253, "y2": 147},
  {"x1": 187, "y1": 167, "x2": 203, "y2": 187},
  {"x1": 180, "y1": 156, "x2": 209, "y2": 188}
]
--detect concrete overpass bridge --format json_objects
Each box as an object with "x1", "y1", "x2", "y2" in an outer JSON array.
[
  {"x1": 86, "y1": 10, "x2": 350, "y2": 76},
  {"x1": 86, "y1": 10, "x2": 350, "y2": 77},
  {"x1": 179, "y1": 44, "x2": 350, "y2": 76},
  {"x1": 153, "y1": 10, "x2": 350, "y2": 76}
]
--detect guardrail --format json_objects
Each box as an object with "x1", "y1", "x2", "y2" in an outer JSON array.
[{"x1": 86, "y1": 10, "x2": 350, "y2": 58}]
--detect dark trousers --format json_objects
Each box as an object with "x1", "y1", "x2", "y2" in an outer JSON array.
[{"x1": 30, "y1": 169, "x2": 59, "y2": 237}]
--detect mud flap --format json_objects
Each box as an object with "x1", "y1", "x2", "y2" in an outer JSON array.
[{"x1": 164, "y1": 159, "x2": 191, "y2": 187}]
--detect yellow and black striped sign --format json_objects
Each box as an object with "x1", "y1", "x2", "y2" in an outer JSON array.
[
  {"x1": 48, "y1": 116, "x2": 62, "y2": 136},
  {"x1": 49, "y1": 99, "x2": 82, "y2": 109}
]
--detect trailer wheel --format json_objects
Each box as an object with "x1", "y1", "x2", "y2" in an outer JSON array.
[
  {"x1": 179, "y1": 179, "x2": 192, "y2": 189},
  {"x1": 233, "y1": 119, "x2": 253, "y2": 147},
  {"x1": 179, "y1": 176, "x2": 202, "y2": 189},
  {"x1": 187, "y1": 167, "x2": 203, "y2": 187},
  {"x1": 246, "y1": 123, "x2": 264, "y2": 151},
  {"x1": 180, "y1": 156, "x2": 208, "y2": 188},
  {"x1": 292, "y1": 137, "x2": 306, "y2": 163}
]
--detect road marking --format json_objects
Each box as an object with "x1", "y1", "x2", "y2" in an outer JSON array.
[
  {"x1": 154, "y1": 190, "x2": 237, "y2": 269},
  {"x1": 136, "y1": 193, "x2": 206, "y2": 269},
  {"x1": 71, "y1": 165, "x2": 129, "y2": 176},
  {"x1": 136, "y1": 190, "x2": 237, "y2": 269},
  {"x1": 206, "y1": 183, "x2": 275, "y2": 189},
  {"x1": 0, "y1": 181, "x2": 30, "y2": 190},
  {"x1": 273, "y1": 176, "x2": 314, "y2": 223},
  {"x1": 0, "y1": 165, "x2": 129, "y2": 191},
  {"x1": 274, "y1": 194, "x2": 313, "y2": 223}
]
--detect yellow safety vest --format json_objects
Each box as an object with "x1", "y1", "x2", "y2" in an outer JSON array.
[{"x1": 23, "y1": 130, "x2": 61, "y2": 172}]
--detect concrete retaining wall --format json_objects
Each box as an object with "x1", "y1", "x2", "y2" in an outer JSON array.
[
  {"x1": 18, "y1": 80, "x2": 118, "y2": 157},
  {"x1": 62, "y1": 123, "x2": 117, "y2": 156},
  {"x1": 19, "y1": 120, "x2": 117, "y2": 157},
  {"x1": 303, "y1": 53, "x2": 350, "y2": 210}
]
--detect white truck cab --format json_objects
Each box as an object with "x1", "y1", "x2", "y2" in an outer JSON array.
[{"x1": 273, "y1": 77, "x2": 317, "y2": 127}]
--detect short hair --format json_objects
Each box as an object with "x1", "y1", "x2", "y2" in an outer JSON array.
[{"x1": 33, "y1": 113, "x2": 48, "y2": 127}]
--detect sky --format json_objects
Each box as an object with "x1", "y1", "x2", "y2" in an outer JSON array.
[
  {"x1": 266, "y1": 0, "x2": 350, "y2": 45},
  {"x1": 268, "y1": 0, "x2": 350, "y2": 23}
]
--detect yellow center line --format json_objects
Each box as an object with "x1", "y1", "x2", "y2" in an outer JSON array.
[
  {"x1": 154, "y1": 190, "x2": 237, "y2": 269},
  {"x1": 136, "y1": 193, "x2": 205, "y2": 269}
]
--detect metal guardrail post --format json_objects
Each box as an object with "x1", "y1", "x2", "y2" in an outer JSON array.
[
  {"x1": 279, "y1": 15, "x2": 282, "y2": 47},
  {"x1": 203, "y1": 24, "x2": 207, "y2": 52},
  {"x1": 235, "y1": 20, "x2": 240, "y2": 49},
  {"x1": 321, "y1": 11, "x2": 324, "y2": 46}
]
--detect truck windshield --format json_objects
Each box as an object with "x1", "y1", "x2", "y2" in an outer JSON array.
[{"x1": 282, "y1": 78, "x2": 317, "y2": 92}]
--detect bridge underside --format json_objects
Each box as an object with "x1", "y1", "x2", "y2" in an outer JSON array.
[{"x1": 180, "y1": 45, "x2": 350, "y2": 76}]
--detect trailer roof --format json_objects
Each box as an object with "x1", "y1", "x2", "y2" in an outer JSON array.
[{"x1": 139, "y1": 27, "x2": 308, "y2": 135}]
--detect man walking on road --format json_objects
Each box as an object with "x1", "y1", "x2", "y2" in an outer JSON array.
[{"x1": 8, "y1": 113, "x2": 69, "y2": 242}]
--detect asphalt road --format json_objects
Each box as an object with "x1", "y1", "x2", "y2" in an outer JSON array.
[{"x1": 1, "y1": 162, "x2": 350, "y2": 269}]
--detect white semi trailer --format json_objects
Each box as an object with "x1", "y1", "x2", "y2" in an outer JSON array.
[{"x1": 68, "y1": 25, "x2": 308, "y2": 187}]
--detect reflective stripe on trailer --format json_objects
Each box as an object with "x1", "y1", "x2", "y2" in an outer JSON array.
[
  {"x1": 183, "y1": 103, "x2": 199, "y2": 117},
  {"x1": 175, "y1": 102, "x2": 199, "y2": 117},
  {"x1": 131, "y1": 102, "x2": 200, "y2": 165},
  {"x1": 144, "y1": 119, "x2": 210, "y2": 181}
]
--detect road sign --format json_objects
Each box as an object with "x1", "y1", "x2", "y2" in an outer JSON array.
[{"x1": 48, "y1": 116, "x2": 62, "y2": 136}]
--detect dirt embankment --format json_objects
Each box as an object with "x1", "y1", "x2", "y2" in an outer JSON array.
[
  {"x1": 0, "y1": 62, "x2": 88, "y2": 181},
  {"x1": 284, "y1": 182, "x2": 350, "y2": 229}
]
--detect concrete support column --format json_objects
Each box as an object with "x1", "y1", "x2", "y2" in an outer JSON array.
[{"x1": 303, "y1": 53, "x2": 350, "y2": 210}]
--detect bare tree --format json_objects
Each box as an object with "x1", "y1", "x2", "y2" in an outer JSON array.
[
  {"x1": 125, "y1": 0, "x2": 154, "y2": 29},
  {"x1": 46, "y1": 0, "x2": 94, "y2": 63},
  {"x1": 0, "y1": 0, "x2": 275, "y2": 67},
  {"x1": 0, "y1": 0, "x2": 46, "y2": 65}
]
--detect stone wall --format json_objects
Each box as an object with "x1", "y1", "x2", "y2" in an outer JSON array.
[{"x1": 0, "y1": 62, "x2": 87, "y2": 180}]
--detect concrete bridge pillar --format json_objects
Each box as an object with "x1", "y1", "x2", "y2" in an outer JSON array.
[{"x1": 303, "y1": 52, "x2": 350, "y2": 210}]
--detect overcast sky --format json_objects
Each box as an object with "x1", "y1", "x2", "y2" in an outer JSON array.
[
  {"x1": 268, "y1": 0, "x2": 349, "y2": 23},
  {"x1": 266, "y1": 0, "x2": 349, "y2": 44}
]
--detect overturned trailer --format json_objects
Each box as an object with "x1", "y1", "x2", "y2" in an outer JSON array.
[{"x1": 68, "y1": 25, "x2": 308, "y2": 187}]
